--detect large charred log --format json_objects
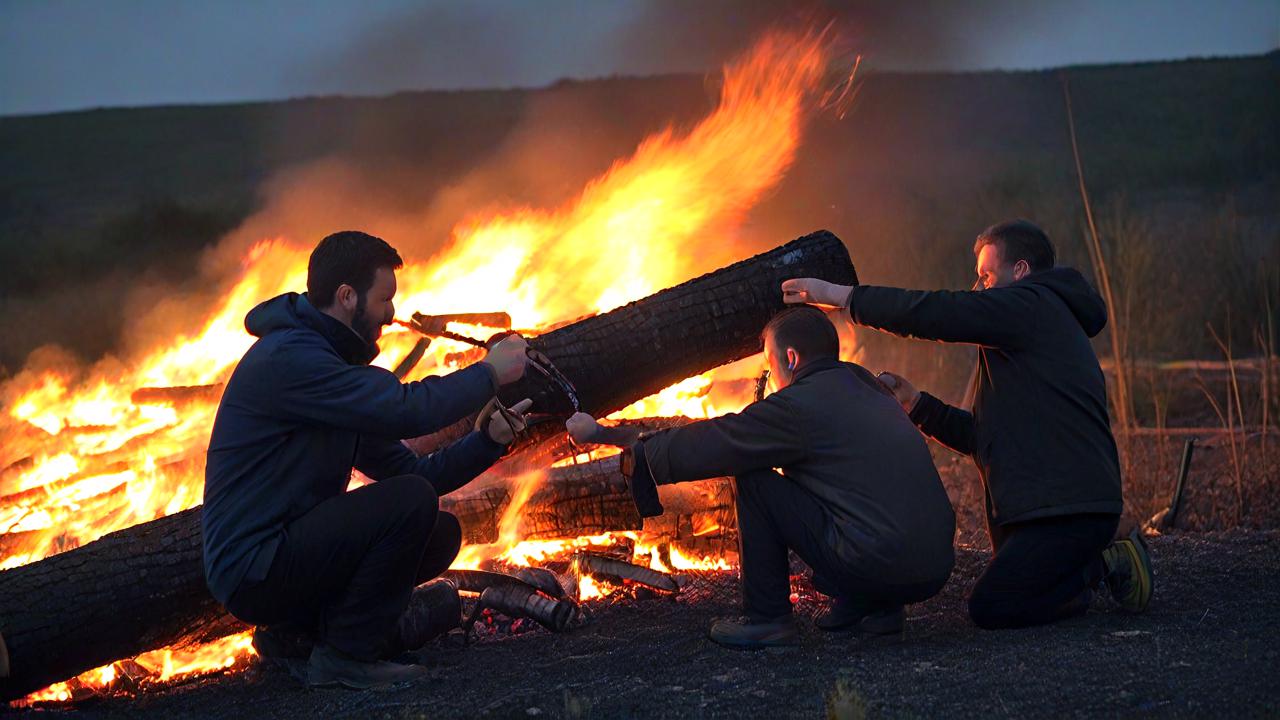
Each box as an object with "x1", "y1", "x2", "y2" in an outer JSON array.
[
  {"x1": 0, "y1": 231, "x2": 853, "y2": 700},
  {"x1": 405, "y1": 229, "x2": 856, "y2": 455},
  {"x1": 0, "y1": 507, "x2": 247, "y2": 701}
]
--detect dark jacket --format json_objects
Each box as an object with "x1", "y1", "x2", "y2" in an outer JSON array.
[
  {"x1": 847, "y1": 267, "x2": 1123, "y2": 526},
  {"x1": 633, "y1": 358, "x2": 955, "y2": 586},
  {"x1": 202, "y1": 292, "x2": 504, "y2": 605}
]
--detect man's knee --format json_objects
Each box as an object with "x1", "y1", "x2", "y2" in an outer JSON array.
[
  {"x1": 431, "y1": 511, "x2": 463, "y2": 558},
  {"x1": 733, "y1": 469, "x2": 780, "y2": 504},
  {"x1": 967, "y1": 589, "x2": 1009, "y2": 630},
  {"x1": 379, "y1": 474, "x2": 439, "y2": 526}
]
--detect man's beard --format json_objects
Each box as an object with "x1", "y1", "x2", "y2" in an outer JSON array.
[{"x1": 351, "y1": 294, "x2": 382, "y2": 344}]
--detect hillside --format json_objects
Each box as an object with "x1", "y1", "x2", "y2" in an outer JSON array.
[{"x1": 0, "y1": 52, "x2": 1276, "y2": 373}]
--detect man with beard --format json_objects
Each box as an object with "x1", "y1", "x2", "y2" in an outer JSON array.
[
  {"x1": 203, "y1": 230, "x2": 531, "y2": 688},
  {"x1": 781, "y1": 219, "x2": 1153, "y2": 630}
]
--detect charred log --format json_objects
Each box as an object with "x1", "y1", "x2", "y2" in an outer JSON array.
[
  {"x1": 405, "y1": 230, "x2": 856, "y2": 455},
  {"x1": 0, "y1": 507, "x2": 247, "y2": 701},
  {"x1": 471, "y1": 584, "x2": 576, "y2": 633},
  {"x1": 573, "y1": 552, "x2": 679, "y2": 594}
]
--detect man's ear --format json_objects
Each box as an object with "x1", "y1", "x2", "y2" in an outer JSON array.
[
  {"x1": 786, "y1": 347, "x2": 799, "y2": 371},
  {"x1": 1012, "y1": 259, "x2": 1031, "y2": 282},
  {"x1": 335, "y1": 283, "x2": 357, "y2": 311}
]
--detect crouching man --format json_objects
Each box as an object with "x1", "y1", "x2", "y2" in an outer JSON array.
[
  {"x1": 566, "y1": 306, "x2": 956, "y2": 649},
  {"x1": 203, "y1": 231, "x2": 532, "y2": 688}
]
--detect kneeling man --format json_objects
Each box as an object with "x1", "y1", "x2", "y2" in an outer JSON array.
[{"x1": 566, "y1": 306, "x2": 956, "y2": 649}]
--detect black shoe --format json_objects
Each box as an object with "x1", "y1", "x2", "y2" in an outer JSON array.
[
  {"x1": 816, "y1": 601, "x2": 904, "y2": 637},
  {"x1": 253, "y1": 626, "x2": 314, "y2": 680},
  {"x1": 397, "y1": 579, "x2": 462, "y2": 653},
  {"x1": 1101, "y1": 528, "x2": 1154, "y2": 612},
  {"x1": 306, "y1": 644, "x2": 429, "y2": 689},
  {"x1": 708, "y1": 616, "x2": 799, "y2": 650}
]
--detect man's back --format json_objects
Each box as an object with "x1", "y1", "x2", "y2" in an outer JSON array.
[{"x1": 778, "y1": 360, "x2": 955, "y2": 584}]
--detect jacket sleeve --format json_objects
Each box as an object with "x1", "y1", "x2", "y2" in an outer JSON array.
[
  {"x1": 355, "y1": 432, "x2": 507, "y2": 496},
  {"x1": 267, "y1": 334, "x2": 497, "y2": 438},
  {"x1": 638, "y1": 393, "x2": 807, "y2": 485},
  {"x1": 848, "y1": 284, "x2": 1039, "y2": 349},
  {"x1": 909, "y1": 391, "x2": 977, "y2": 457}
]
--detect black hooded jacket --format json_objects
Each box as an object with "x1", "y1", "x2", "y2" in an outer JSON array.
[
  {"x1": 847, "y1": 267, "x2": 1122, "y2": 526},
  {"x1": 202, "y1": 292, "x2": 503, "y2": 604}
]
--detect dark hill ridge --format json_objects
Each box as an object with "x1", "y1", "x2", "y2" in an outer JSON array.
[{"x1": 0, "y1": 53, "x2": 1276, "y2": 371}]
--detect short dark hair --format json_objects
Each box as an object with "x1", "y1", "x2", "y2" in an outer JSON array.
[
  {"x1": 974, "y1": 219, "x2": 1056, "y2": 272},
  {"x1": 762, "y1": 306, "x2": 839, "y2": 363},
  {"x1": 307, "y1": 231, "x2": 403, "y2": 308}
]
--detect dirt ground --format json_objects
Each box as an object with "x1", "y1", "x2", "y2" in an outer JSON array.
[{"x1": 12, "y1": 529, "x2": 1277, "y2": 719}]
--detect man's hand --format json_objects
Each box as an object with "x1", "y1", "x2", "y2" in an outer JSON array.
[
  {"x1": 781, "y1": 278, "x2": 853, "y2": 309},
  {"x1": 565, "y1": 412, "x2": 601, "y2": 444},
  {"x1": 484, "y1": 397, "x2": 533, "y2": 445},
  {"x1": 876, "y1": 371, "x2": 921, "y2": 413},
  {"x1": 482, "y1": 334, "x2": 529, "y2": 385}
]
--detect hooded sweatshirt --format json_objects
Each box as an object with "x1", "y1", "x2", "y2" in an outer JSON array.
[
  {"x1": 847, "y1": 267, "x2": 1123, "y2": 525},
  {"x1": 202, "y1": 292, "x2": 503, "y2": 604}
]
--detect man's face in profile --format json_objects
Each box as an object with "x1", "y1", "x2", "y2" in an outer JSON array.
[{"x1": 352, "y1": 266, "x2": 397, "y2": 344}]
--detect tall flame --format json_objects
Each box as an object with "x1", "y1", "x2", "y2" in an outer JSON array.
[{"x1": 2, "y1": 28, "x2": 836, "y2": 703}]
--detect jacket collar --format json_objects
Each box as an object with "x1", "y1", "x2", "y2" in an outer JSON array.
[
  {"x1": 298, "y1": 293, "x2": 381, "y2": 366},
  {"x1": 790, "y1": 356, "x2": 842, "y2": 384}
]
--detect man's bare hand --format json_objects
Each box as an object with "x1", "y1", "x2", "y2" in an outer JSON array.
[
  {"x1": 485, "y1": 398, "x2": 533, "y2": 445},
  {"x1": 565, "y1": 412, "x2": 601, "y2": 444},
  {"x1": 781, "y1": 278, "x2": 852, "y2": 309},
  {"x1": 482, "y1": 334, "x2": 529, "y2": 385},
  {"x1": 877, "y1": 371, "x2": 921, "y2": 413}
]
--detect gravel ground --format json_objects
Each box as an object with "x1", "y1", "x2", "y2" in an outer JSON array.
[{"x1": 12, "y1": 529, "x2": 1278, "y2": 719}]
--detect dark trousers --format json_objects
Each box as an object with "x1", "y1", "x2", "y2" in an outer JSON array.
[
  {"x1": 735, "y1": 470, "x2": 945, "y2": 621},
  {"x1": 225, "y1": 475, "x2": 462, "y2": 660},
  {"x1": 968, "y1": 512, "x2": 1118, "y2": 629}
]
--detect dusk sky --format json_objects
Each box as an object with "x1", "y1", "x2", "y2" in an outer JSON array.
[{"x1": 2, "y1": 0, "x2": 1276, "y2": 116}]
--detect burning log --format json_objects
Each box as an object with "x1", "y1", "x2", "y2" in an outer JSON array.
[
  {"x1": 0, "y1": 231, "x2": 853, "y2": 699},
  {"x1": 0, "y1": 507, "x2": 247, "y2": 701},
  {"x1": 130, "y1": 384, "x2": 224, "y2": 407},
  {"x1": 573, "y1": 551, "x2": 680, "y2": 594},
  {"x1": 471, "y1": 584, "x2": 576, "y2": 633},
  {"x1": 405, "y1": 229, "x2": 857, "y2": 455},
  {"x1": 441, "y1": 451, "x2": 735, "y2": 546}
]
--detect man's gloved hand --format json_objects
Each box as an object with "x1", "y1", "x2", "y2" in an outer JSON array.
[
  {"x1": 565, "y1": 412, "x2": 601, "y2": 444},
  {"x1": 480, "y1": 397, "x2": 533, "y2": 445},
  {"x1": 482, "y1": 334, "x2": 529, "y2": 385},
  {"x1": 781, "y1": 278, "x2": 853, "y2": 309},
  {"x1": 876, "y1": 371, "x2": 921, "y2": 413}
]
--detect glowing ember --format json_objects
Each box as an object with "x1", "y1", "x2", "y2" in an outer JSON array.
[{"x1": 3, "y1": 27, "x2": 840, "y2": 704}]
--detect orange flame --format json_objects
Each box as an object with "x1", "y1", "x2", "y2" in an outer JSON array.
[{"x1": 3, "y1": 27, "x2": 838, "y2": 704}]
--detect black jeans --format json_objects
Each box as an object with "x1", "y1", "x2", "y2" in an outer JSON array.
[
  {"x1": 735, "y1": 469, "x2": 946, "y2": 621},
  {"x1": 968, "y1": 512, "x2": 1118, "y2": 629},
  {"x1": 225, "y1": 475, "x2": 462, "y2": 660}
]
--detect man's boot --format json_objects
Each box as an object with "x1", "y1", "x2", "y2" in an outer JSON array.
[
  {"x1": 816, "y1": 600, "x2": 904, "y2": 637},
  {"x1": 708, "y1": 615, "x2": 799, "y2": 650},
  {"x1": 252, "y1": 625, "x2": 314, "y2": 680},
  {"x1": 1101, "y1": 528, "x2": 1154, "y2": 612},
  {"x1": 306, "y1": 644, "x2": 429, "y2": 689}
]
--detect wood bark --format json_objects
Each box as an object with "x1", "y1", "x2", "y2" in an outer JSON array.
[
  {"x1": 405, "y1": 229, "x2": 857, "y2": 454},
  {"x1": 0, "y1": 230, "x2": 852, "y2": 700},
  {"x1": 0, "y1": 507, "x2": 247, "y2": 701}
]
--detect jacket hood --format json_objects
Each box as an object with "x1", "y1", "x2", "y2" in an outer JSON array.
[
  {"x1": 244, "y1": 292, "x2": 379, "y2": 365},
  {"x1": 1024, "y1": 267, "x2": 1108, "y2": 338}
]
